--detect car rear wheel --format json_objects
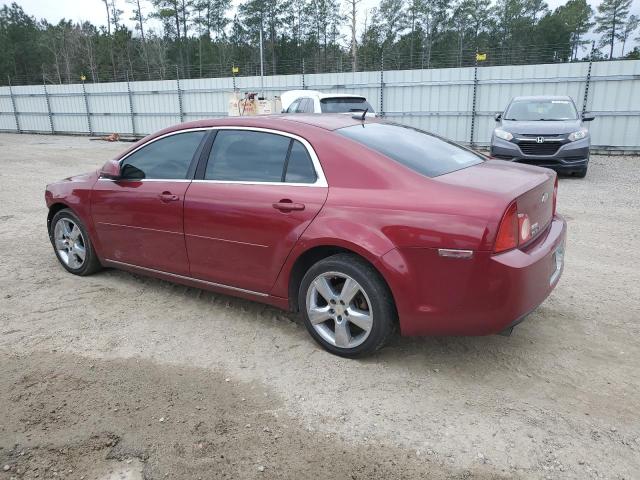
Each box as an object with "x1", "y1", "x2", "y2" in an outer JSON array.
[
  {"x1": 299, "y1": 253, "x2": 396, "y2": 357},
  {"x1": 50, "y1": 209, "x2": 101, "y2": 276}
]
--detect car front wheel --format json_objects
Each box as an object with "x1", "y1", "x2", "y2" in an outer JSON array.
[
  {"x1": 49, "y1": 208, "x2": 102, "y2": 276},
  {"x1": 299, "y1": 253, "x2": 396, "y2": 357}
]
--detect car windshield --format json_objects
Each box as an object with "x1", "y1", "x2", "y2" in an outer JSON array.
[
  {"x1": 320, "y1": 97, "x2": 375, "y2": 113},
  {"x1": 337, "y1": 123, "x2": 483, "y2": 178},
  {"x1": 504, "y1": 99, "x2": 578, "y2": 121}
]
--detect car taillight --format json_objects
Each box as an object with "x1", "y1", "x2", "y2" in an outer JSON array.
[
  {"x1": 494, "y1": 202, "x2": 519, "y2": 253},
  {"x1": 552, "y1": 176, "x2": 558, "y2": 216},
  {"x1": 518, "y1": 213, "x2": 531, "y2": 243}
]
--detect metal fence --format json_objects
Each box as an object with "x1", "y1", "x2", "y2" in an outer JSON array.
[{"x1": 1, "y1": 59, "x2": 639, "y2": 151}]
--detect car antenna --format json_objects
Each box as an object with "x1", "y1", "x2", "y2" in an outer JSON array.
[{"x1": 352, "y1": 109, "x2": 368, "y2": 121}]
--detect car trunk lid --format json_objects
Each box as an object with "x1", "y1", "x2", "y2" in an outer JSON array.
[{"x1": 435, "y1": 160, "x2": 556, "y2": 247}]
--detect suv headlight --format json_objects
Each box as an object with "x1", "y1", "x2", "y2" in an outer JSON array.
[
  {"x1": 494, "y1": 128, "x2": 513, "y2": 141},
  {"x1": 568, "y1": 128, "x2": 588, "y2": 141}
]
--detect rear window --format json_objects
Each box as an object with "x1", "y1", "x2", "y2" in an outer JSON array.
[
  {"x1": 337, "y1": 123, "x2": 483, "y2": 177},
  {"x1": 320, "y1": 97, "x2": 375, "y2": 113}
]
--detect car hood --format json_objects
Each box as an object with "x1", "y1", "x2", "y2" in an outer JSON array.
[{"x1": 500, "y1": 119, "x2": 582, "y2": 135}]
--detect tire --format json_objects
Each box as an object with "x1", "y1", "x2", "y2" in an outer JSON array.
[
  {"x1": 573, "y1": 167, "x2": 587, "y2": 178},
  {"x1": 49, "y1": 208, "x2": 102, "y2": 276},
  {"x1": 298, "y1": 253, "x2": 396, "y2": 357}
]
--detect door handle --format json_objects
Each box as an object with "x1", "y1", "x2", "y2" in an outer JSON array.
[
  {"x1": 272, "y1": 200, "x2": 305, "y2": 212},
  {"x1": 159, "y1": 192, "x2": 179, "y2": 202}
]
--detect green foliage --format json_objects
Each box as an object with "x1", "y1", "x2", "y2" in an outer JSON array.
[
  {"x1": 595, "y1": 0, "x2": 632, "y2": 59},
  {"x1": 0, "y1": 0, "x2": 636, "y2": 85}
]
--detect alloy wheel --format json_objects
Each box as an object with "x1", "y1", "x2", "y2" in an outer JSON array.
[
  {"x1": 53, "y1": 218, "x2": 86, "y2": 269},
  {"x1": 305, "y1": 271, "x2": 374, "y2": 349}
]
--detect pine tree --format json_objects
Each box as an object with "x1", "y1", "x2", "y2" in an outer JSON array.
[
  {"x1": 556, "y1": 0, "x2": 593, "y2": 60},
  {"x1": 620, "y1": 14, "x2": 638, "y2": 56},
  {"x1": 595, "y1": 0, "x2": 632, "y2": 59}
]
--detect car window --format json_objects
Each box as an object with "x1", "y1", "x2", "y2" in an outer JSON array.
[
  {"x1": 120, "y1": 131, "x2": 206, "y2": 180},
  {"x1": 298, "y1": 98, "x2": 313, "y2": 113},
  {"x1": 287, "y1": 98, "x2": 301, "y2": 113},
  {"x1": 206, "y1": 130, "x2": 291, "y2": 182},
  {"x1": 504, "y1": 99, "x2": 578, "y2": 121},
  {"x1": 320, "y1": 97, "x2": 375, "y2": 113},
  {"x1": 337, "y1": 123, "x2": 483, "y2": 178},
  {"x1": 285, "y1": 141, "x2": 317, "y2": 183}
]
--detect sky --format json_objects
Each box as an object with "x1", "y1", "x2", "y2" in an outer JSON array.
[{"x1": 2, "y1": 0, "x2": 639, "y2": 54}]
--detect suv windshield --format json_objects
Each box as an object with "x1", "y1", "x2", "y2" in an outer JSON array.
[
  {"x1": 504, "y1": 99, "x2": 578, "y2": 121},
  {"x1": 337, "y1": 123, "x2": 483, "y2": 178},
  {"x1": 320, "y1": 97, "x2": 375, "y2": 113}
]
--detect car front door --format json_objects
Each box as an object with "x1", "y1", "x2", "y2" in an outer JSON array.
[
  {"x1": 184, "y1": 128, "x2": 328, "y2": 294},
  {"x1": 91, "y1": 129, "x2": 208, "y2": 275}
]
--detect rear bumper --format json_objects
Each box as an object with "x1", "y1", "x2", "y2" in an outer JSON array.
[
  {"x1": 379, "y1": 215, "x2": 567, "y2": 336},
  {"x1": 490, "y1": 137, "x2": 589, "y2": 173}
]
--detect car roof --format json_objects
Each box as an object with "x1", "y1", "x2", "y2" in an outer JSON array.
[
  {"x1": 281, "y1": 90, "x2": 365, "y2": 100},
  {"x1": 173, "y1": 114, "x2": 376, "y2": 132},
  {"x1": 117, "y1": 114, "x2": 382, "y2": 161},
  {"x1": 280, "y1": 90, "x2": 367, "y2": 110}
]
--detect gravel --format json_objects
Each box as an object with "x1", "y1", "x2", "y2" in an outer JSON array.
[{"x1": 0, "y1": 133, "x2": 638, "y2": 479}]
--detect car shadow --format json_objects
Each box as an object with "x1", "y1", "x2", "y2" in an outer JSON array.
[{"x1": 99, "y1": 266, "x2": 557, "y2": 378}]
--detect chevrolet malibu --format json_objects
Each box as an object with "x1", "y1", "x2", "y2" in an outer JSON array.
[{"x1": 46, "y1": 115, "x2": 566, "y2": 357}]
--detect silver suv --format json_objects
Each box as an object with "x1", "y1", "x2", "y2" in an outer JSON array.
[{"x1": 490, "y1": 96, "x2": 594, "y2": 178}]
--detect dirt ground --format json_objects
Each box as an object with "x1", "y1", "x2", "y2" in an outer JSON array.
[{"x1": 0, "y1": 133, "x2": 638, "y2": 480}]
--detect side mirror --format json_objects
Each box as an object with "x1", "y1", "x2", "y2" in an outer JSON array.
[
  {"x1": 495, "y1": 113, "x2": 502, "y2": 122},
  {"x1": 100, "y1": 159, "x2": 121, "y2": 180},
  {"x1": 582, "y1": 113, "x2": 595, "y2": 122}
]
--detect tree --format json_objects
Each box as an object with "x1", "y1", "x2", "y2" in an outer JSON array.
[
  {"x1": 620, "y1": 14, "x2": 638, "y2": 56},
  {"x1": 378, "y1": 0, "x2": 406, "y2": 48},
  {"x1": 127, "y1": 0, "x2": 151, "y2": 77},
  {"x1": 405, "y1": 0, "x2": 425, "y2": 66},
  {"x1": 0, "y1": 0, "x2": 620, "y2": 86},
  {"x1": 345, "y1": 0, "x2": 362, "y2": 71},
  {"x1": 535, "y1": 10, "x2": 572, "y2": 62},
  {"x1": 595, "y1": 0, "x2": 632, "y2": 59},
  {"x1": 556, "y1": 0, "x2": 593, "y2": 60}
]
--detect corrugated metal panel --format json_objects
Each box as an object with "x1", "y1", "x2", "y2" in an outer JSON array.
[{"x1": 1, "y1": 60, "x2": 638, "y2": 149}]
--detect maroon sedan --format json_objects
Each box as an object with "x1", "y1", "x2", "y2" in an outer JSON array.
[{"x1": 45, "y1": 115, "x2": 566, "y2": 357}]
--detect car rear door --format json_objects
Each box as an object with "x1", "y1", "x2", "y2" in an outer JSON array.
[
  {"x1": 91, "y1": 129, "x2": 208, "y2": 275},
  {"x1": 183, "y1": 128, "x2": 328, "y2": 294}
]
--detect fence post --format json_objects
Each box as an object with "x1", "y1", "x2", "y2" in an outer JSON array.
[
  {"x1": 7, "y1": 76, "x2": 21, "y2": 134},
  {"x1": 581, "y1": 42, "x2": 595, "y2": 116},
  {"x1": 302, "y1": 59, "x2": 306, "y2": 90},
  {"x1": 81, "y1": 79, "x2": 93, "y2": 135},
  {"x1": 379, "y1": 52, "x2": 385, "y2": 117},
  {"x1": 42, "y1": 74, "x2": 54, "y2": 134},
  {"x1": 126, "y1": 71, "x2": 136, "y2": 136},
  {"x1": 176, "y1": 66, "x2": 184, "y2": 123},
  {"x1": 469, "y1": 54, "x2": 479, "y2": 148}
]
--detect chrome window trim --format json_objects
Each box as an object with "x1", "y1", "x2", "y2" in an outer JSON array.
[
  {"x1": 99, "y1": 127, "x2": 211, "y2": 182},
  {"x1": 101, "y1": 125, "x2": 328, "y2": 187},
  {"x1": 97, "y1": 178, "x2": 192, "y2": 182},
  {"x1": 201, "y1": 126, "x2": 328, "y2": 188},
  {"x1": 117, "y1": 127, "x2": 212, "y2": 165}
]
